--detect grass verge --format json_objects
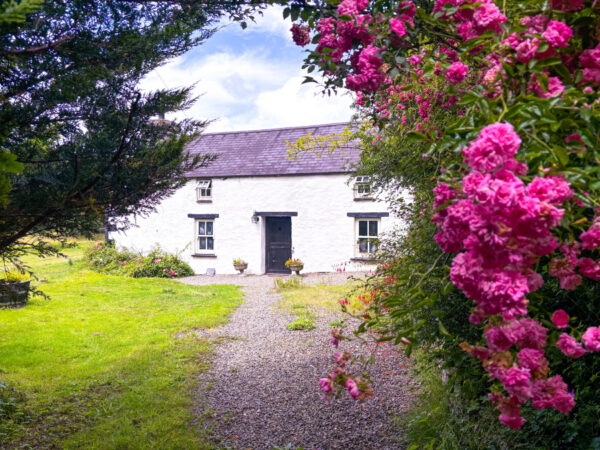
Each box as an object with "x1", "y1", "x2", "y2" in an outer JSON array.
[
  {"x1": 277, "y1": 282, "x2": 366, "y2": 331},
  {"x1": 0, "y1": 240, "x2": 242, "y2": 449}
]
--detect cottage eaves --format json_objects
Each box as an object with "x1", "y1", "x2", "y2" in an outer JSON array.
[{"x1": 185, "y1": 122, "x2": 360, "y2": 178}]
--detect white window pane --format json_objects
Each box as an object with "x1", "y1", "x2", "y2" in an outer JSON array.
[
  {"x1": 198, "y1": 222, "x2": 205, "y2": 235},
  {"x1": 197, "y1": 180, "x2": 210, "y2": 188},
  {"x1": 206, "y1": 222, "x2": 213, "y2": 235},
  {"x1": 199, "y1": 237, "x2": 206, "y2": 250},
  {"x1": 207, "y1": 237, "x2": 214, "y2": 250}
]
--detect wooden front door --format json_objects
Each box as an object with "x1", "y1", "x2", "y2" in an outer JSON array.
[{"x1": 266, "y1": 217, "x2": 292, "y2": 274}]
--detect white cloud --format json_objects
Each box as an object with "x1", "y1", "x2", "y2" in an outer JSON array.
[
  {"x1": 138, "y1": 5, "x2": 353, "y2": 132},
  {"x1": 209, "y1": 76, "x2": 353, "y2": 132}
]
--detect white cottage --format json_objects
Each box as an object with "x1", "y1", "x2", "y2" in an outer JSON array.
[{"x1": 111, "y1": 123, "x2": 402, "y2": 275}]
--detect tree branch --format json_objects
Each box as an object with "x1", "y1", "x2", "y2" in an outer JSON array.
[{"x1": 5, "y1": 33, "x2": 76, "y2": 55}]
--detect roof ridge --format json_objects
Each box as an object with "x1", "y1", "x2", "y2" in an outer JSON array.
[{"x1": 199, "y1": 122, "x2": 351, "y2": 137}]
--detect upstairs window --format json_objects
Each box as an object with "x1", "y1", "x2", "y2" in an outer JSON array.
[
  {"x1": 356, "y1": 219, "x2": 379, "y2": 255},
  {"x1": 196, "y1": 180, "x2": 212, "y2": 201},
  {"x1": 196, "y1": 220, "x2": 214, "y2": 252},
  {"x1": 353, "y1": 176, "x2": 373, "y2": 200}
]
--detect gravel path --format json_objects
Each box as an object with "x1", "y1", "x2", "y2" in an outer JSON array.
[{"x1": 180, "y1": 273, "x2": 415, "y2": 449}]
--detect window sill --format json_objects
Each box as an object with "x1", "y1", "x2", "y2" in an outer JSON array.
[
  {"x1": 351, "y1": 257, "x2": 378, "y2": 263},
  {"x1": 196, "y1": 199, "x2": 213, "y2": 203},
  {"x1": 191, "y1": 253, "x2": 217, "y2": 258},
  {"x1": 353, "y1": 197, "x2": 375, "y2": 202}
]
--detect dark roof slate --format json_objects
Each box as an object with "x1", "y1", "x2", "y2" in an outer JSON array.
[{"x1": 185, "y1": 122, "x2": 360, "y2": 177}]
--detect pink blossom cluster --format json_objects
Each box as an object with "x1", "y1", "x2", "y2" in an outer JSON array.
[
  {"x1": 432, "y1": 122, "x2": 582, "y2": 427},
  {"x1": 310, "y1": 0, "x2": 417, "y2": 92},
  {"x1": 433, "y1": 0, "x2": 506, "y2": 41},
  {"x1": 290, "y1": 23, "x2": 311, "y2": 47},
  {"x1": 502, "y1": 15, "x2": 573, "y2": 66},
  {"x1": 346, "y1": 45, "x2": 386, "y2": 92},
  {"x1": 319, "y1": 344, "x2": 373, "y2": 401}
]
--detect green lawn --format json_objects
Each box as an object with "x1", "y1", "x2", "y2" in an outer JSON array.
[{"x1": 0, "y1": 241, "x2": 242, "y2": 448}]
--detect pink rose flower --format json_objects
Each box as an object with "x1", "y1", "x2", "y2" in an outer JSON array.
[
  {"x1": 500, "y1": 367, "x2": 532, "y2": 402},
  {"x1": 346, "y1": 379, "x2": 360, "y2": 400},
  {"x1": 517, "y1": 348, "x2": 546, "y2": 371},
  {"x1": 337, "y1": 0, "x2": 368, "y2": 16},
  {"x1": 556, "y1": 333, "x2": 587, "y2": 358},
  {"x1": 290, "y1": 24, "x2": 311, "y2": 47},
  {"x1": 542, "y1": 20, "x2": 573, "y2": 49},
  {"x1": 446, "y1": 62, "x2": 469, "y2": 85},
  {"x1": 578, "y1": 257, "x2": 600, "y2": 280},
  {"x1": 485, "y1": 326, "x2": 513, "y2": 352},
  {"x1": 551, "y1": 310, "x2": 569, "y2": 328},
  {"x1": 473, "y1": 3, "x2": 507, "y2": 31},
  {"x1": 461, "y1": 122, "x2": 521, "y2": 173},
  {"x1": 319, "y1": 377, "x2": 333, "y2": 394},
  {"x1": 390, "y1": 18, "x2": 406, "y2": 37},
  {"x1": 582, "y1": 326, "x2": 600, "y2": 352},
  {"x1": 552, "y1": 389, "x2": 575, "y2": 413},
  {"x1": 580, "y1": 223, "x2": 600, "y2": 250}
]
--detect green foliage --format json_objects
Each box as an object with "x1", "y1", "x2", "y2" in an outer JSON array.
[
  {"x1": 0, "y1": 0, "x2": 239, "y2": 267},
  {"x1": 0, "y1": 270, "x2": 30, "y2": 283},
  {"x1": 328, "y1": 319, "x2": 346, "y2": 328},
  {"x1": 0, "y1": 381, "x2": 25, "y2": 424},
  {"x1": 0, "y1": 0, "x2": 42, "y2": 24},
  {"x1": 0, "y1": 240, "x2": 243, "y2": 448},
  {"x1": 286, "y1": 317, "x2": 316, "y2": 331},
  {"x1": 85, "y1": 242, "x2": 193, "y2": 279}
]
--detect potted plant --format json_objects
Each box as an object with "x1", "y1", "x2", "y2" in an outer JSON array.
[
  {"x1": 0, "y1": 271, "x2": 31, "y2": 307},
  {"x1": 233, "y1": 258, "x2": 248, "y2": 274},
  {"x1": 285, "y1": 258, "x2": 304, "y2": 275}
]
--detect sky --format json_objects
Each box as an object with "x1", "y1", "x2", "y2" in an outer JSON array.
[{"x1": 139, "y1": 6, "x2": 354, "y2": 133}]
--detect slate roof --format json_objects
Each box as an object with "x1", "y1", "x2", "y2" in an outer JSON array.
[{"x1": 185, "y1": 123, "x2": 360, "y2": 177}]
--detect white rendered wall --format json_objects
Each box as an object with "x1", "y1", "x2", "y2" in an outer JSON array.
[{"x1": 111, "y1": 174, "x2": 405, "y2": 275}]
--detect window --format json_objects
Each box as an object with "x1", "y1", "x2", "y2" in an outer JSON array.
[
  {"x1": 196, "y1": 220, "x2": 214, "y2": 252},
  {"x1": 353, "y1": 176, "x2": 372, "y2": 199},
  {"x1": 196, "y1": 180, "x2": 212, "y2": 200},
  {"x1": 356, "y1": 219, "x2": 379, "y2": 255}
]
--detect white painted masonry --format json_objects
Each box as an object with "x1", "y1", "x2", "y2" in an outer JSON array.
[{"x1": 112, "y1": 174, "x2": 403, "y2": 275}]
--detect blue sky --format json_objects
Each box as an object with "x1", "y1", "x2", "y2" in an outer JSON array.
[{"x1": 140, "y1": 7, "x2": 354, "y2": 132}]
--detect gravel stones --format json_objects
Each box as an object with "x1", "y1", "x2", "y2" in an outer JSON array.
[{"x1": 180, "y1": 273, "x2": 414, "y2": 449}]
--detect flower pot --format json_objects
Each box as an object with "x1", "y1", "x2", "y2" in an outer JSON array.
[
  {"x1": 0, "y1": 280, "x2": 31, "y2": 307},
  {"x1": 288, "y1": 264, "x2": 304, "y2": 275},
  {"x1": 233, "y1": 263, "x2": 248, "y2": 274}
]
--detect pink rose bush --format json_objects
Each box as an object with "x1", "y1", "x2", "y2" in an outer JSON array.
[{"x1": 287, "y1": 0, "x2": 600, "y2": 432}]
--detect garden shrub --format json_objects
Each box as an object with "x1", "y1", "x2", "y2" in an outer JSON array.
[
  {"x1": 85, "y1": 242, "x2": 193, "y2": 279},
  {"x1": 286, "y1": 317, "x2": 316, "y2": 331}
]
